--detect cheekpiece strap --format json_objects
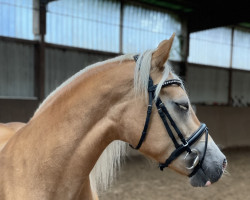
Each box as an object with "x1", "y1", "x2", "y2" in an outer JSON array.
[
  {"x1": 156, "y1": 98, "x2": 190, "y2": 150},
  {"x1": 130, "y1": 56, "x2": 153, "y2": 149},
  {"x1": 130, "y1": 81, "x2": 154, "y2": 149}
]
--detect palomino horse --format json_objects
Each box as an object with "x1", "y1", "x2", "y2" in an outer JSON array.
[
  {"x1": 0, "y1": 34, "x2": 227, "y2": 200},
  {"x1": 0, "y1": 122, "x2": 25, "y2": 151}
]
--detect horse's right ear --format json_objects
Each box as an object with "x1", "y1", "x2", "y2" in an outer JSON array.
[{"x1": 151, "y1": 33, "x2": 175, "y2": 69}]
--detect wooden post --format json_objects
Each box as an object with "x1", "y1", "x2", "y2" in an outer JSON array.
[
  {"x1": 33, "y1": 0, "x2": 47, "y2": 101},
  {"x1": 119, "y1": 0, "x2": 124, "y2": 53},
  {"x1": 228, "y1": 27, "x2": 234, "y2": 106},
  {"x1": 179, "y1": 18, "x2": 190, "y2": 81}
]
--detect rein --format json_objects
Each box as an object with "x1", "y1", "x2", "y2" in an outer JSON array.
[{"x1": 130, "y1": 55, "x2": 209, "y2": 177}]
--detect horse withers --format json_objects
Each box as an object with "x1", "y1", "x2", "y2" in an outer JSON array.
[{"x1": 0, "y1": 34, "x2": 227, "y2": 200}]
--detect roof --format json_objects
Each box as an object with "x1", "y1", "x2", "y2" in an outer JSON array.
[{"x1": 132, "y1": 0, "x2": 250, "y2": 32}]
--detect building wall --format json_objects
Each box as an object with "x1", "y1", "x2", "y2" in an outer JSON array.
[
  {"x1": 187, "y1": 63, "x2": 250, "y2": 106},
  {"x1": 232, "y1": 70, "x2": 250, "y2": 105},
  {"x1": 187, "y1": 64, "x2": 229, "y2": 105},
  {"x1": 196, "y1": 105, "x2": 250, "y2": 148},
  {"x1": 0, "y1": 39, "x2": 250, "y2": 148},
  {"x1": 0, "y1": 99, "x2": 38, "y2": 123},
  {"x1": 0, "y1": 100, "x2": 249, "y2": 149},
  {"x1": 0, "y1": 39, "x2": 35, "y2": 98},
  {"x1": 45, "y1": 46, "x2": 116, "y2": 96}
]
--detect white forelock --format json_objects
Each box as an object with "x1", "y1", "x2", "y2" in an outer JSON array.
[{"x1": 134, "y1": 50, "x2": 182, "y2": 101}]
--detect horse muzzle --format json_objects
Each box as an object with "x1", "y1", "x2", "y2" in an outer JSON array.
[{"x1": 189, "y1": 141, "x2": 227, "y2": 187}]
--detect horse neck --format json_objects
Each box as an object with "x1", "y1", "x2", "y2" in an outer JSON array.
[{"x1": 2, "y1": 60, "x2": 135, "y2": 199}]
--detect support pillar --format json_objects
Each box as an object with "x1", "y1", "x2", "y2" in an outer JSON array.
[
  {"x1": 179, "y1": 18, "x2": 190, "y2": 81},
  {"x1": 33, "y1": 0, "x2": 47, "y2": 101},
  {"x1": 228, "y1": 27, "x2": 234, "y2": 106}
]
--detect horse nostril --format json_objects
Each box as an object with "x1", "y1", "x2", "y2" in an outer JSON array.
[{"x1": 222, "y1": 159, "x2": 227, "y2": 170}]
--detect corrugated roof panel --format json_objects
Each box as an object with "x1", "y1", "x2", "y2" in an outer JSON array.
[{"x1": 122, "y1": 4, "x2": 182, "y2": 61}]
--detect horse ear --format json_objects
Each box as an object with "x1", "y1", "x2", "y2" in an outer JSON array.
[{"x1": 151, "y1": 33, "x2": 175, "y2": 69}]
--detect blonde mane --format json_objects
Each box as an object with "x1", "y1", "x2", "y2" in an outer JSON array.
[
  {"x1": 34, "y1": 50, "x2": 181, "y2": 195},
  {"x1": 35, "y1": 54, "x2": 134, "y2": 115},
  {"x1": 35, "y1": 54, "x2": 133, "y2": 194},
  {"x1": 91, "y1": 50, "x2": 182, "y2": 194},
  {"x1": 90, "y1": 141, "x2": 127, "y2": 193}
]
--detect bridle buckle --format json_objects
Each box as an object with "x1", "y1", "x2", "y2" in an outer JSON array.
[{"x1": 183, "y1": 141, "x2": 189, "y2": 147}]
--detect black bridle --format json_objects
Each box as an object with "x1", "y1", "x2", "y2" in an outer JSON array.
[{"x1": 130, "y1": 55, "x2": 209, "y2": 177}]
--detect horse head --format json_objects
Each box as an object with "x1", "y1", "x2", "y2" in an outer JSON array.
[{"x1": 119, "y1": 34, "x2": 227, "y2": 187}]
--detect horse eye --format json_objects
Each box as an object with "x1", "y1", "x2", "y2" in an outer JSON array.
[{"x1": 175, "y1": 102, "x2": 189, "y2": 111}]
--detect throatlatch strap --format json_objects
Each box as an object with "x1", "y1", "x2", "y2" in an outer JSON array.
[
  {"x1": 129, "y1": 77, "x2": 154, "y2": 149},
  {"x1": 130, "y1": 91, "x2": 153, "y2": 149}
]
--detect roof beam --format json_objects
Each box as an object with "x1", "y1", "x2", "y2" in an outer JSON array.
[{"x1": 188, "y1": 3, "x2": 250, "y2": 32}]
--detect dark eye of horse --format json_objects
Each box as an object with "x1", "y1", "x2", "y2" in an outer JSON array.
[{"x1": 175, "y1": 102, "x2": 189, "y2": 111}]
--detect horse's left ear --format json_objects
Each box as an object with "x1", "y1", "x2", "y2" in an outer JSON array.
[{"x1": 151, "y1": 33, "x2": 175, "y2": 69}]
